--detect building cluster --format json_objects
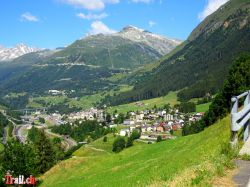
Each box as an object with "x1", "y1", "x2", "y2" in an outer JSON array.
[
  {"x1": 68, "y1": 108, "x2": 104, "y2": 122},
  {"x1": 114, "y1": 109, "x2": 204, "y2": 142}
]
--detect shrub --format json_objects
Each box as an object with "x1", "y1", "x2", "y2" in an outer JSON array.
[
  {"x1": 103, "y1": 136, "x2": 108, "y2": 142},
  {"x1": 112, "y1": 137, "x2": 126, "y2": 153},
  {"x1": 157, "y1": 136, "x2": 162, "y2": 142}
]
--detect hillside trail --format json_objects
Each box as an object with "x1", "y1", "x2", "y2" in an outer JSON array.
[
  {"x1": 233, "y1": 138, "x2": 250, "y2": 187},
  {"x1": 233, "y1": 160, "x2": 250, "y2": 187}
]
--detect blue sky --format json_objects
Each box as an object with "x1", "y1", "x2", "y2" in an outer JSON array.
[{"x1": 0, "y1": 0, "x2": 229, "y2": 49}]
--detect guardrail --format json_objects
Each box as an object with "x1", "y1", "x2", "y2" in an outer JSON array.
[{"x1": 231, "y1": 91, "x2": 250, "y2": 144}]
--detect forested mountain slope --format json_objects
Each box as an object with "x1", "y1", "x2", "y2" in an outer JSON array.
[{"x1": 109, "y1": 0, "x2": 250, "y2": 105}]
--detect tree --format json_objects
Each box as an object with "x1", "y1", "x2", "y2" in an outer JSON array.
[
  {"x1": 27, "y1": 126, "x2": 40, "y2": 142},
  {"x1": 106, "y1": 113, "x2": 112, "y2": 123},
  {"x1": 157, "y1": 136, "x2": 162, "y2": 142},
  {"x1": 114, "y1": 113, "x2": 125, "y2": 124},
  {"x1": 34, "y1": 130, "x2": 56, "y2": 173},
  {"x1": 130, "y1": 130, "x2": 141, "y2": 140},
  {"x1": 170, "y1": 129, "x2": 174, "y2": 135},
  {"x1": 39, "y1": 117, "x2": 45, "y2": 124},
  {"x1": 163, "y1": 103, "x2": 171, "y2": 113},
  {"x1": 126, "y1": 137, "x2": 133, "y2": 148},
  {"x1": 8, "y1": 122, "x2": 13, "y2": 137},
  {"x1": 103, "y1": 136, "x2": 108, "y2": 142},
  {"x1": 2, "y1": 140, "x2": 36, "y2": 177},
  {"x1": 178, "y1": 102, "x2": 196, "y2": 113},
  {"x1": 112, "y1": 137, "x2": 126, "y2": 153}
]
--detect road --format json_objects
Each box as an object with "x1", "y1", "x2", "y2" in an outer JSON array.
[
  {"x1": 14, "y1": 125, "x2": 27, "y2": 143},
  {"x1": 45, "y1": 129, "x2": 77, "y2": 151},
  {"x1": 2, "y1": 127, "x2": 7, "y2": 144},
  {"x1": 1, "y1": 110, "x2": 77, "y2": 151}
]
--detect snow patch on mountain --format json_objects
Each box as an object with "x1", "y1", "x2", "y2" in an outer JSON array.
[
  {"x1": 116, "y1": 25, "x2": 182, "y2": 55},
  {"x1": 0, "y1": 44, "x2": 40, "y2": 61}
]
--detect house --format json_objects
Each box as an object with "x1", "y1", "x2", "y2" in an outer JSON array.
[
  {"x1": 156, "y1": 126, "x2": 164, "y2": 132},
  {"x1": 158, "y1": 110, "x2": 166, "y2": 117},
  {"x1": 172, "y1": 124, "x2": 182, "y2": 131},
  {"x1": 141, "y1": 126, "x2": 147, "y2": 133},
  {"x1": 48, "y1": 90, "x2": 61, "y2": 95},
  {"x1": 146, "y1": 126, "x2": 153, "y2": 132},
  {"x1": 129, "y1": 126, "x2": 136, "y2": 132},
  {"x1": 163, "y1": 125, "x2": 171, "y2": 132},
  {"x1": 109, "y1": 124, "x2": 117, "y2": 128},
  {"x1": 136, "y1": 113, "x2": 144, "y2": 121},
  {"x1": 165, "y1": 114, "x2": 174, "y2": 121},
  {"x1": 124, "y1": 119, "x2": 135, "y2": 125},
  {"x1": 120, "y1": 129, "x2": 130, "y2": 136}
]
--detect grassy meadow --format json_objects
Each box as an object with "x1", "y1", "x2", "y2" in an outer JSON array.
[
  {"x1": 108, "y1": 91, "x2": 179, "y2": 114},
  {"x1": 40, "y1": 116, "x2": 232, "y2": 187},
  {"x1": 196, "y1": 102, "x2": 212, "y2": 113}
]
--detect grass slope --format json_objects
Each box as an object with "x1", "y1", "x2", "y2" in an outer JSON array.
[
  {"x1": 40, "y1": 116, "x2": 231, "y2": 187},
  {"x1": 108, "y1": 91, "x2": 178, "y2": 114},
  {"x1": 196, "y1": 102, "x2": 212, "y2": 113}
]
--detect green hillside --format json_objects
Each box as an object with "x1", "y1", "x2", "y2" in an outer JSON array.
[
  {"x1": 107, "y1": 91, "x2": 178, "y2": 114},
  {"x1": 110, "y1": 0, "x2": 250, "y2": 105},
  {"x1": 40, "y1": 116, "x2": 232, "y2": 187}
]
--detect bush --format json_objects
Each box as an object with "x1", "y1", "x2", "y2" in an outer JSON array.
[
  {"x1": 103, "y1": 136, "x2": 108, "y2": 142},
  {"x1": 126, "y1": 137, "x2": 133, "y2": 148},
  {"x1": 112, "y1": 137, "x2": 126, "y2": 153},
  {"x1": 157, "y1": 136, "x2": 162, "y2": 142},
  {"x1": 130, "y1": 130, "x2": 141, "y2": 140}
]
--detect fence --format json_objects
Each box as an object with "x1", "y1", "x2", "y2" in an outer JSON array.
[{"x1": 231, "y1": 91, "x2": 250, "y2": 144}]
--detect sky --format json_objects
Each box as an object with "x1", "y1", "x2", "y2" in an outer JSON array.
[{"x1": 0, "y1": 0, "x2": 229, "y2": 49}]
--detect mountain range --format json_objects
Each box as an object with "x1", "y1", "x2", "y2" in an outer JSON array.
[
  {"x1": 0, "y1": 44, "x2": 40, "y2": 62},
  {"x1": 0, "y1": 26, "x2": 180, "y2": 96}
]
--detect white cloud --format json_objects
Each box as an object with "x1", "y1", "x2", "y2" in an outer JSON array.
[
  {"x1": 131, "y1": 0, "x2": 154, "y2": 3},
  {"x1": 199, "y1": 0, "x2": 229, "y2": 21},
  {"x1": 20, "y1": 12, "x2": 39, "y2": 22},
  {"x1": 77, "y1": 12, "x2": 108, "y2": 20},
  {"x1": 60, "y1": 0, "x2": 119, "y2": 10},
  {"x1": 103, "y1": 0, "x2": 119, "y2": 3},
  {"x1": 149, "y1": 21, "x2": 157, "y2": 27},
  {"x1": 88, "y1": 21, "x2": 116, "y2": 35}
]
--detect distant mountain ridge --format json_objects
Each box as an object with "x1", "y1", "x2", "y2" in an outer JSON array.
[
  {"x1": 49, "y1": 26, "x2": 181, "y2": 69},
  {"x1": 0, "y1": 44, "x2": 40, "y2": 62}
]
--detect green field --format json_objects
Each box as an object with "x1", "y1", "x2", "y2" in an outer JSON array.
[
  {"x1": 40, "y1": 116, "x2": 232, "y2": 187},
  {"x1": 108, "y1": 91, "x2": 179, "y2": 114},
  {"x1": 27, "y1": 85, "x2": 133, "y2": 110},
  {"x1": 196, "y1": 102, "x2": 212, "y2": 113}
]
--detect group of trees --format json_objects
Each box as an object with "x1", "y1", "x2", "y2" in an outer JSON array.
[
  {"x1": 175, "y1": 102, "x2": 196, "y2": 113},
  {"x1": 183, "y1": 54, "x2": 250, "y2": 135},
  {"x1": 112, "y1": 130, "x2": 141, "y2": 153},
  {"x1": 51, "y1": 120, "x2": 112, "y2": 142},
  {"x1": 0, "y1": 129, "x2": 62, "y2": 180},
  {"x1": 0, "y1": 112, "x2": 9, "y2": 138}
]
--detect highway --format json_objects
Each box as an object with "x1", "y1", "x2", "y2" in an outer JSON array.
[
  {"x1": 2, "y1": 127, "x2": 7, "y2": 144},
  {"x1": 45, "y1": 129, "x2": 77, "y2": 150},
  {"x1": 1, "y1": 110, "x2": 77, "y2": 151}
]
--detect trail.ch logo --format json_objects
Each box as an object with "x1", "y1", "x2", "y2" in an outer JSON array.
[{"x1": 3, "y1": 172, "x2": 36, "y2": 186}]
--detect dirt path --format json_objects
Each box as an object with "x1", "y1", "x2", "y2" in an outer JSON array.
[{"x1": 233, "y1": 160, "x2": 250, "y2": 187}]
